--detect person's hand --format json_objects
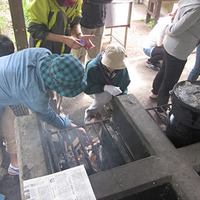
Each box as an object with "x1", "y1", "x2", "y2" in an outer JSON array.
[
  {"x1": 63, "y1": 36, "x2": 84, "y2": 49},
  {"x1": 168, "y1": 8, "x2": 178, "y2": 23},
  {"x1": 79, "y1": 34, "x2": 95, "y2": 50},
  {"x1": 104, "y1": 85, "x2": 122, "y2": 96}
]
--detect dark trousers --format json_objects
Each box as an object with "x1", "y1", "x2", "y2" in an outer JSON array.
[
  {"x1": 152, "y1": 50, "x2": 187, "y2": 107},
  {"x1": 148, "y1": 46, "x2": 164, "y2": 64}
]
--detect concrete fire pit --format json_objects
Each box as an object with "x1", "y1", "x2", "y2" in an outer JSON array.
[{"x1": 15, "y1": 94, "x2": 200, "y2": 200}]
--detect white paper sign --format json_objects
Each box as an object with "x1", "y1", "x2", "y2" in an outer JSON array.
[{"x1": 23, "y1": 165, "x2": 96, "y2": 200}]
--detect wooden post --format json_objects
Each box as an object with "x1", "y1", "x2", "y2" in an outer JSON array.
[
  {"x1": 146, "y1": 0, "x2": 161, "y2": 25},
  {"x1": 8, "y1": 0, "x2": 28, "y2": 51},
  {"x1": 146, "y1": 0, "x2": 178, "y2": 26}
]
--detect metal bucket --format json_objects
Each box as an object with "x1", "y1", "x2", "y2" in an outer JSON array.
[
  {"x1": 166, "y1": 112, "x2": 200, "y2": 148},
  {"x1": 166, "y1": 81, "x2": 200, "y2": 147},
  {"x1": 170, "y1": 80, "x2": 200, "y2": 129}
]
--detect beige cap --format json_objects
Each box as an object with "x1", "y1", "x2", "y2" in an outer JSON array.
[{"x1": 101, "y1": 43, "x2": 128, "y2": 69}]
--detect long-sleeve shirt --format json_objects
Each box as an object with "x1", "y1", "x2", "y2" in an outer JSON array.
[
  {"x1": 84, "y1": 53, "x2": 130, "y2": 95},
  {"x1": 80, "y1": 2, "x2": 107, "y2": 29},
  {"x1": 0, "y1": 48, "x2": 71, "y2": 129},
  {"x1": 28, "y1": 0, "x2": 82, "y2": 54},
  {"x1": 143, "y1": 16, "x2": 171, "y2": 48},
  {"x1": 164, "y1": 0, "x2": 200, "y2": 60}
]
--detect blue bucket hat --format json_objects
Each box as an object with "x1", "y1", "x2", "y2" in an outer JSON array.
[{"x1": 40, "y1": 54, "x2": 87, "y2": 97}]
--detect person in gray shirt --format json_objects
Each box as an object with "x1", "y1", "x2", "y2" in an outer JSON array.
[{"x1": 150, "y1": 0, "x2": 200, "y2": 112}]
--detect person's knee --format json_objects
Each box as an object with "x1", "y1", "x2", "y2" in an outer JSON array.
[
  {"x1": 93, "y1": 92, "x2": 112, "y2": 107},
  {"x1": 0, "y1": 107, "x2": 16, "y2": 153},
  {"x1": 99, "y1": 92, "x2": 112, "y2": 102}
]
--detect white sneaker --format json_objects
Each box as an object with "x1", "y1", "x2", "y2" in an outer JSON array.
[{"x1": 8, "y1": 164, "x2": 19, "y2": 175}]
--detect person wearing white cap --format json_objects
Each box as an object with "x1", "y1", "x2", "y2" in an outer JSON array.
[{"x1": 84, "y1": 43, "x2": 130, "y2": 122}]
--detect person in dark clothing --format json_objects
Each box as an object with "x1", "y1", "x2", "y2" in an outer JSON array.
[
  {"x1": 143, "y1": 16, "x2": 171, "y2": 71},
  {"x1": 76, "y1": 0, "x2": 111, "y2": 64},
  {"x1": 0, "y1": 34, "x2": 14, "y2": 57}
]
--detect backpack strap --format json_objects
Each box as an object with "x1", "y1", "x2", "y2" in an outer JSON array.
[{"x1": 99, "y1": 64, "x2": 112, "y2": 85}]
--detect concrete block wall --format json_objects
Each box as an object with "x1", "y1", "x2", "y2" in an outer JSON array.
[{"x1": 15, "y1": 94, "x2": 200, "y2": 200}]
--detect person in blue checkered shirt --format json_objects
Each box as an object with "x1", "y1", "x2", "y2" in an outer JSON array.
[
  {"x1": 0, "y1": 47, "x2": 87, "y2": 129},
  {"x1": 0, "y1": 47, "x2": 87, "y2": 176}
]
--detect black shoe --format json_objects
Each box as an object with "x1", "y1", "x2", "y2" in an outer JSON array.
[
  {"x1": 146, "y1": 61, "x2": 159, "y2": 71},
  {"x1": 155, "y1": 61, "x2": 161, "y2": 68}
]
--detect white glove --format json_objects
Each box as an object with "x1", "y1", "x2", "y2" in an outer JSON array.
[{"x1": 104, "y1": 85, "x2": 122, "y2": 96}]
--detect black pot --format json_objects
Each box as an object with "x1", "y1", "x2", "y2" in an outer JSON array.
[
  {"x1": 166, "y1": 112, "x2": 200, "y2": 148},
  {"x1": 170, "y1": 80, "x2": 200, "y2": 129}
]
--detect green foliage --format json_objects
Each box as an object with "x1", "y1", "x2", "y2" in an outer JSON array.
[
  {"x1": 0, "y1": 0, "x2": 14, "y2": 41},
  {"x1": 141, "y1": 18, "x2": 155, "y2": 29},
  {"x1": 22, "y1": 0, "x2": 30, "y2": 37},
  {"x1": 0, "y1": 0, "x2": 30, "y2": 41},
  {"x1": 147, "y1": 19, "x2": 154, "y2": 29},
  {"x1": 23, "y1": 0, "x2": 29, "y2": 27},
  {"x1": 0, "y1": 16, "x2": 6, "y2": 31}
]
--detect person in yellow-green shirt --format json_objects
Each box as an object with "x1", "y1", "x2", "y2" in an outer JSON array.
[{"x1": 28, "y1": 0, "x2": 95, "y2": 54}]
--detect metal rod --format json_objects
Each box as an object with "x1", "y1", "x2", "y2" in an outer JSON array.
[
  {"x1": 73, "y1": 127, "x2": 96, "y2": 173},
  {"x1": 65, "y1": 129, "x2": 80, "y2": 165},
  {"x1": 146, "y1": 104, "x2": 171, "y2": 127},
  {"x1": 57, "y1": 130, "x2": 70, "y2": 169},
  {"x1": 43, "y1": 119, "x2": 135, "y2": 174},
  {"x1": 84, "y1": 123, "x2": 105, "y2": 171},
  {"x1": 48, "y1": 132, "x2": 62, "y2": 172}
]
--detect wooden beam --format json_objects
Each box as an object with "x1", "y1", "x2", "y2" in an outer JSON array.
[{"x1": 8, "y1": 0, "x2": 28, "y2": 51}]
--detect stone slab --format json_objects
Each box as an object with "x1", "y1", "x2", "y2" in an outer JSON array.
[
  {"x1": 15, "y1": 114, "x2": 48, "y2": 200},
  {"x1": 15, "y1": 94, "x2": 200, "y2": 200}
]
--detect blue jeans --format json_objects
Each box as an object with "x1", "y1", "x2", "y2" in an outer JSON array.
[{"x1": 187, "y1": 44, "x2": 200, "y2": 81}]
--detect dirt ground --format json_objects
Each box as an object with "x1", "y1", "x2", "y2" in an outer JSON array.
[
  {"x1": 0, "y1": 145, "x2": 21, "y2": 200},
  {"x1": 0, "y1": 9, "x2": 153, "y2": 198},
  {"x1": 61, "y1": 6, "x2": 196, "y2": 125},
  {"x1": 0, "y1": 3, "x2": 197, "y2": 200}
]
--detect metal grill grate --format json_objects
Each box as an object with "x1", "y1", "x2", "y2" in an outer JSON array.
[
  {"x1": 42, "y1": 119, "x2": 135, "y2": 175},
  {"x1": 145, "y1": 104, "x2": 172, "y2": 132}
]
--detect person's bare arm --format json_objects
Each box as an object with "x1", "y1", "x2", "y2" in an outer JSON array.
[
  {"x1": 72, "y1": 24, "x2": 95, "y2": 50},
  {"x1": 46, "y1": 32, "x2": 83, "y2": 49}
]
